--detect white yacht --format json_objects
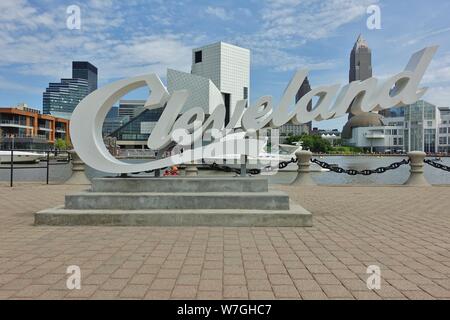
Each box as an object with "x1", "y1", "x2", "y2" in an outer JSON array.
[
  {"x1": 0, "y1": 151, "x2": 45, "y2": 164},
  {"x1": 202, "y1": 135, "x2": 328, "y2": 172}
]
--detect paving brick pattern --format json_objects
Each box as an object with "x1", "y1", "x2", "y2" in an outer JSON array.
[{"x1": 0, "y1": 182, "x2": 449, "y2": 300}]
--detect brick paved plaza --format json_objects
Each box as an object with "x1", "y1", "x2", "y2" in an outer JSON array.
[{"x1": 0, "y1": 182, "x2": 449, "y2": 300}]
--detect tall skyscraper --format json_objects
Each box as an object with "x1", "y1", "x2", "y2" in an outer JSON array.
[
  {"x1": 43, "y1": 61, "x2": 97, "y2": 119},
  {"x1": 72, "y1": 61, "x2": 98, "y2": 94},
  {"x1": 191, "y1": 42, "x2": 250, "y2": 125},
  {"x1": 348, "y1": 34, "x2": 372, "y2": 120},
  {"x1": 43, "y1": 78, "x2": 89, "y2": 119},
  {"x1": 349, "y1": 35, "x2": 372, "y2": 83},
  {"x1": 342, "y1": 35, "x2": 380, "y2": 140}
]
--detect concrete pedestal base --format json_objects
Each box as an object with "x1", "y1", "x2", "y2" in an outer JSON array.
[
  {"x1": 65, "y1": 150, "x2": 91, "y2": 185},
  {"x1": 35, "y1": 177, "x2": 312, "y2": 227},
  {"x1": 36, "y1": 203, "x2": 312, "y2": 227}
]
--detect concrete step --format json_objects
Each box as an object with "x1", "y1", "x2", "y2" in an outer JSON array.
[
  {"x1": 66, "y1": 191, "x2": 290, "y2": 211},
  {"x1": 35, "y1": 203, "x2": 312, "y2": 227},
  {"x1": 91, "y1": 177, "x2": 269, "y2": 193}
]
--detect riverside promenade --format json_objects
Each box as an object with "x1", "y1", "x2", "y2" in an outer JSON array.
[{"x1": 0, "y1": 182, "x2": 449, "y2": 300}]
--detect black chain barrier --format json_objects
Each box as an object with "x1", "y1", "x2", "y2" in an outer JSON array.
[
  {"x1": 424, "y1": 159, "x2": 450, "y2": 172},
  {"x1": 277, "y1": 158, "x2": 298, "y2": 169},
  {"x1": 311, "y1": 158, "x2": 410, "y2": 176},
  {"x1": 208, "y1": 163, "x2": 261, "y2": 175},
  {"x1": 132, "y1": 158, "x2": 449, "y2": 177}
]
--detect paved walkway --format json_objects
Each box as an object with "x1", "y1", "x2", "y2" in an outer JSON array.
[{"x1": 0, "y1": 182, "x2": 449, "y2": 300}]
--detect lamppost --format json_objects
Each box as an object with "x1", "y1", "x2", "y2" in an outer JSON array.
[{"x1": 10, "y1": 134, "x2": 15, "y2": 150}]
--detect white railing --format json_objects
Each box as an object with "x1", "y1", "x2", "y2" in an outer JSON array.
[
  {"x1": 118, "y1": 149, "x2": 157, "y2": 158},
  {"x1": 0, "y1": 120, "x2": 31, "y2": 127}
]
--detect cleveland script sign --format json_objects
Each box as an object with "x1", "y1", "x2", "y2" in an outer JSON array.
[{"x1": 70, "y1": 46, "x2": 438, "y2": 174}]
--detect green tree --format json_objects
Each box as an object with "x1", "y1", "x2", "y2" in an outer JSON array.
[
  {"x1": 286, "y1": 134, "x2": 332, "y2": 153},
  {"x1": 54, "y1": 138, "x2": 68, "y2": 150}
]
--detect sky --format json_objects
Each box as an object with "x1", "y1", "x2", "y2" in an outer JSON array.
[{"x1": 1, "y1": 0, "x2": 450, "y2": 130}]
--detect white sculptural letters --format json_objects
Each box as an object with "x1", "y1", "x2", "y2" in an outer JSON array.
[{"x1": 70, "y1": 46, "x2": 438, "y2": 174}]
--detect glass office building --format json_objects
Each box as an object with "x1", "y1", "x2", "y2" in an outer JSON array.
[
  {"x1": 118, "y1": 100, "x2": 146, "y2": 118},
  {"x1": 43, "y1": 61, "x2": 97, "y2": 119},
  {"x1": 403, "y1": 100, "x2": 438, "y2": 153},
  {"x1": 109, "y1": 107, "x2": 164, "y2": 149},
  {"x1": 72, "y1": 61, "x2": 98, "y2": 94},
  {"x1": 42, "y1": 78, "x2": 89, "y2": 119},
  {"x1": 379, "y1": 106, "x2": 405, "y2": 118}
]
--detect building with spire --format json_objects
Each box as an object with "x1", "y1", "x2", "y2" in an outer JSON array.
[
  {"x1": 342, "y1": 35, "x2": 384, "y2": 140},
  {"x1": 349, "y1": 34, "x2": 372, "y2": 84}
]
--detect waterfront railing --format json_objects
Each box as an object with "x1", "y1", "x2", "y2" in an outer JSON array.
[{"x1": 0, "y1": 149, "x2": 71, "y2": 187}]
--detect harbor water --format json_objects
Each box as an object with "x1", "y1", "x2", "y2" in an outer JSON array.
[{"x1": 1, "y1": 156, "x2": 449, "y2": 185}]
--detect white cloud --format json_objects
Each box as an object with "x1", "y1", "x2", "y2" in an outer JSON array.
[
  {"x1": 424, "y1": 86, "x2": 450, "y2": 109},
  {"x1": 0, "y1": 0, "x2": 195, "y2": 82},
  {"x1": 421, "y1": 51, "x2": 450, "y2": 108},
  {"x1": 388, "y1": 26, "x2": 450, "y2": 47},
  {"x1": 205, "y1": 6, "x2": 232, "y2": 21},
  {"x1": 0, "y1": 76, "x2": 42, "y2": 94},
  {"x1": 261, "y1": 0, "x2": 378, "y2": 40},
  {"x1": 424, "y1": 52, "x2": 450, "y2": 84},
  {"x1": 251, "y1": 47, "x2": 335, "y2": 72},
  {"x1": 0, "y1": 0, "x2": 57, "y2": 31},
  {"x1": 232, "y1": 0, "x2": 377, "y2": 72}
]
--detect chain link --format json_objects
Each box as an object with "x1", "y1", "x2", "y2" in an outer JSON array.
[
  {"x1": 278, "y1": 157, "x2": 297, "y2": 169},
  {"x1": 208, "y1": 163, "x2": 261, "y2": 175},
  {"x1": 424, "y1": 159, "x2": 450, "y2": 172},
  {"x1": 311, "y1": 158, "x2": 410, "y2": 176}
]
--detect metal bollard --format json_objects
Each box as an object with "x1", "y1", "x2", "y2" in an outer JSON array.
[
  {"x1": 291, "y1": 150, "x2": 316, "y2": 186},
  {"x1": 65, "y1": 150, "x2": 91, "y2": 185},
  {"x1": 240, "y1": 154, "x2": 247, "y2": 177},
  {"x1": 404, "y1": 151, "x2": 430, "y2": 186},
  {"x1": 185, "y1": 162, "x2": 198, "y2": 176}
]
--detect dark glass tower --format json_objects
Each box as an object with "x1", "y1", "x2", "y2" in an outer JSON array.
[
  {"x1": 72, "y1": 61, "x2": 98, "y2": 94},
  {"x1": 348, "y1": 35, "x2": 372, "y2": 120},
  {"x1": 349, "y1": 35, "x2": 372, "y2": 83}
]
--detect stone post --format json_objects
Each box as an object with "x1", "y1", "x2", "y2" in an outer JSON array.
[
  {"x1": 404, "y1": 151, "x2": 430, "y2": 186},
  {"x1": 291, "y1": 150, "x2": 316, "y2": 186},
  {"x1": 185, "y1": 162, "x2": 198, "y2": 176},
  {"x1": 65, "y1": 150, "x2": 91, "y2": 185}
]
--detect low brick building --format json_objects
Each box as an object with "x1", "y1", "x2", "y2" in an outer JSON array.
[{"x1": 0, "y1": 104, "x2": 70, "y2": 150}]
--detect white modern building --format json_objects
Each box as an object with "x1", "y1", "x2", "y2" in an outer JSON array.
[
  {"x1": 190, "y1": 42, "x2": 250, "y2": 125},
  {"x1": 167, "y1": 69, "x2": 224, "y2": 114},
  {"x1": 346, "y1": 122, "x2": 405, "y2": 153},
  {"x1": 106, "y1": 41, "x2": 250, "y2": 149},
  {"x1": 344, "y1": 100, "x2": 450, "y2": 154}
]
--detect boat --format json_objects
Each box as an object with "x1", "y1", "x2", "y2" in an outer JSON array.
[
  {"x1": 202, "y1": 135, "x2": 329, "y2": 173},
  {"x1": 0, "y1": 151, "x2": 45, "y2": 164}
]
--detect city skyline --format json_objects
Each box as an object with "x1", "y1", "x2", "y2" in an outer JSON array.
[{"x1": 1, "y1": 0, "x2": 450, "y2": 131}]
